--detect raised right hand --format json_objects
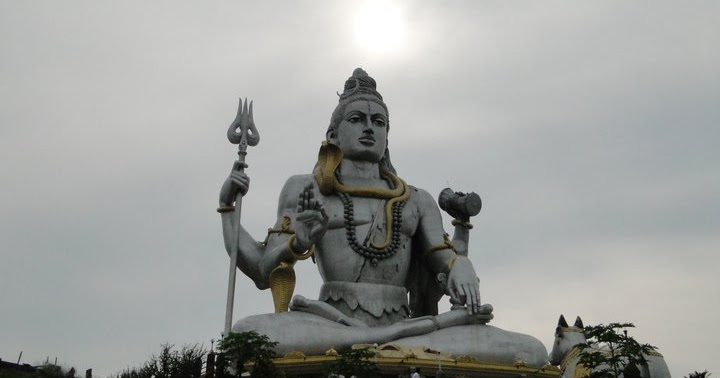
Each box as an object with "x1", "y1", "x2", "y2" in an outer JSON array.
[{"x1": 292, "y1": 184, "x2": 328, "y2": 251}]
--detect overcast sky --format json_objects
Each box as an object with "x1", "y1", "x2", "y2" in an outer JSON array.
[{"x1": 1, "y1": 1, "x2": 718, "y2": 377}]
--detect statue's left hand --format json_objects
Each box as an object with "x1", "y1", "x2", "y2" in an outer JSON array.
[
  {"x1": 293, "y1": 184, "x2": 329, "y2": 251},
  {"x1": 447, "y1": 256, "x2": 482, "y2": 314}
]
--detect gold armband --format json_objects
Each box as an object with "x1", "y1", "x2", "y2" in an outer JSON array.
[
  {"x1": 423, "y1": 233, "x2": 457, "y2": 257},
  {"x1": 216, "y1": 205, "x2": 235, "y2": 213},
  {"x1": 451, "y1": 219, "x2": 473, "y2": 229},
  {"x1": 261, "y1": 216, "x2": 294, "y2": 245},
  {"x1": 287, "y1": 234, "x2": 315, "y2": 261}
]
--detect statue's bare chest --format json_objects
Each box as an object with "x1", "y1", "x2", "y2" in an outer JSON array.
[
  {"x1": 316, "y1": 193, "x2": 420, "y2": 284},
  {"x1": 322, "y1": 194, "x2": 419, "y2": 236}
]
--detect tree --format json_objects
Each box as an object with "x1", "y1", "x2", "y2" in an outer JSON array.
[
  {"x1": 112, "y1": 343, "x2": 206, "y2": 378},
  {"x1": 216, "y1": 331, "x2": 281, "y2": 378},
  {"x1": 0, "y1": 363, "x2": 70, "y2": 378},
  {"x1": 142, "y1": 343, "x2": 205, "y2": 378},
  {"x1": 576, "y1": 322, "x2": 657, "y2": 378},
  {"x1": 325, "y1": 347, "x2": 379, "y2": 378}
]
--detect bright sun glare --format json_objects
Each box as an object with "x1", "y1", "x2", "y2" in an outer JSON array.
[{"x1": 354, "y1": 1, "x2": 406, "y2": 53}]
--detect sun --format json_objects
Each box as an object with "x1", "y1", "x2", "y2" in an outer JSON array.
[{"x1": 354, "y1": 1, "x2": 406, "y2": 53}]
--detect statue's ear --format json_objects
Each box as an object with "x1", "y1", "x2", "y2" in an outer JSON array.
[
  {"x1": 558, "y1": 314, "x2": 569, "y2": 328},
  {"x1": 326, "y1": 128, "x2": 338, "y2": 143},
  {"x1": 574, "y1": 316, "x2": 584, "y2": 329}
]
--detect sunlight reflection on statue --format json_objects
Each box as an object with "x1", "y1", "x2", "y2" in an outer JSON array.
[{"x1": 217, "y1": 68, "x2": 548, "y2": 366}]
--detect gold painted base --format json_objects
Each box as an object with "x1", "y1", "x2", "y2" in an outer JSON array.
[{"x1": 271, "y1": 344, "x2": 561, "y2": 378}]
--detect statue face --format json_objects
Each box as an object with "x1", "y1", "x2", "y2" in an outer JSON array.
[{"x1": 335, "y1": 100, "x2": 388, "y2": 162}]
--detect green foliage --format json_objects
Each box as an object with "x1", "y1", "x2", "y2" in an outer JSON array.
[
  {"x1": 112, "y1": 343, "x2": 206, "y2": 378},
  {"x1": 0, "y1": 363, "x2": 76, "y2": 378},
  {"x1": 113, "y1": 366, "x2": 151, "y2": 378},
  {"x1": 216, "y1": 331, "x2": 281, "y2": 378},
  {"x1": 685, "y1": 371, "x2": 711, "y2": 378},
  {"x1": 214, "y1": 353, "x2": 229, "y2": 378},
  {"x1": 0, "y1": 370, "x2": 38, "y2": 378},
  {"x1": 325, "y1": 347, "x2": 379, "y2": 378},
  {"x1": 575, "y1": 322, "x2": 657, "y2": 378},
  {"x1": 37, "y1": 364, "x2": 65, "y2": 378}
]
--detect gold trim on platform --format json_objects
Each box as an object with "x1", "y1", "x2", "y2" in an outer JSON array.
[
  {"x1": 272, "y1": 354, "x2": 561, "y2": 378},
  {"x1": 271, "y1": 343, "x2": 561, "y2": 378},
  {"x1": 282, "y1": 351, "x2": 306, "y2": 359}
]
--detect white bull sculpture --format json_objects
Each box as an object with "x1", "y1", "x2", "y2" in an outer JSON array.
[{"x1": 549, "y1": 315, "x2": 671, "y2": 378}]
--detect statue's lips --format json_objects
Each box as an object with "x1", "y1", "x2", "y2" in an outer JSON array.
[{"x1": 358, "y1": 137, "x2": 375, "y2": 145}]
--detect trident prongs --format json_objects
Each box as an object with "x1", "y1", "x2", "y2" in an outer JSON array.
[{"x1": 227, "y1": 98, "x2": 260, "y2": 160}]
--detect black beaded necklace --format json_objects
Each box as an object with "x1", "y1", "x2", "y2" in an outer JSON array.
[{"x1": 337, "y1": 191, "x2": 407, "y2": 267}]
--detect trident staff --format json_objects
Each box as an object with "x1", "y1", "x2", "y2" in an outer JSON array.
[{"x1": 222, "y1": 98, "x2": 259, "y2": 335}]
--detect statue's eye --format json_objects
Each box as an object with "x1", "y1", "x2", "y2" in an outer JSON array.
[
  {"x1": 348, "y1": 115, "x2": 361, "y2": 123},
  {"x1": 373, "y1": 118, "x2": 386, "y2": 127}
]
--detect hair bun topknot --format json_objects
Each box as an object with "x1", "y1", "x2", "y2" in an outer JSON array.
[{"x1": 339, "y1": 67, "x2": 383, "y2": 100}]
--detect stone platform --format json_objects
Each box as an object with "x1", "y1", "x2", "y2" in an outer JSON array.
[{"x1": 272, "y1": 343, "x2": 561, "y2": 378}]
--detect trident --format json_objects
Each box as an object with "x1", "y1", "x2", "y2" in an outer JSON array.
[{"x1": 224, "y1": 98, "x2": 260, "y2": 335}]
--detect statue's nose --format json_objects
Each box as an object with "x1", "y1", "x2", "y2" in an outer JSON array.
[{"x1": 362, "y1": 119, "x2": 374, "y2": 132}]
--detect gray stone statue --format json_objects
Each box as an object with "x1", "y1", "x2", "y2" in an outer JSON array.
[{"x1": 218, "y1": 68, "x2": 548, "y2": 367}]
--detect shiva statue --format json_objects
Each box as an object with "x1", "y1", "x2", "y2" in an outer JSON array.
[{"x1": 217, "y1": 68, "x2": 548, "y2": 367}]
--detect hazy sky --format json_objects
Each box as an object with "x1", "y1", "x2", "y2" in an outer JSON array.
[{"x1": 1, "y1": 1, "x2": 718, "y2": 377}]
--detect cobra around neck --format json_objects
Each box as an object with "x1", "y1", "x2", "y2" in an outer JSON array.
[{"x1": 314, "y1": 142, "x2": 408, "y2": 200}]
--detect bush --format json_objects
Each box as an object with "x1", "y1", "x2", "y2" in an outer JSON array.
[
  {"x1": 325, "y1": 347, "x2": 379, "y2": 378},
  {"x1": 216, "y1": 331, "x2": 281, "y2": 378},
  {"x1": 112, "y1": 343, "x2": 206, "y2": 378}
]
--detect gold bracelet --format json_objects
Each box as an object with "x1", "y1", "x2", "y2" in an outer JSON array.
[
  {"x1": 287, "y1": 234, "x2": 314, "y2": 261},
  {"x1": 451, "y1": 219, "x2": 473, "y2": 229},
  {"x1": 216, "y1": 205, "x2": 235, "y2": 213},
  {"x1": 448, "y1": 255, "x2": 468, "y2": 271}
]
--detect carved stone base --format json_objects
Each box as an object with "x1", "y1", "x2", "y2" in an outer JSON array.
[{"x1": 271, "y1": 343, "x2": 560, "y2": 378}]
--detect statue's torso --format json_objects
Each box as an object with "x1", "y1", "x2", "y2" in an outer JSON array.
[
  {"x1": 315, "y1": 190, "x2": 421, "y2": 287},
  {"x1": 279, "y1": 173, "x2": 440, "y2": 325}
]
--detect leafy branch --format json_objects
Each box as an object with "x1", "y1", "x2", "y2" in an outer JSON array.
[
  {"x1": 216, "y1": 331, "x2": 281, "y2": 378},
  {"x1": 575, "y1": 323, "x2": 657, "y2": 378}
]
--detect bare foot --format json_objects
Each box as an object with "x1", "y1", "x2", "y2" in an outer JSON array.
[{"x1": 290, "y1": 295, "x2": 368, "y2": 327}]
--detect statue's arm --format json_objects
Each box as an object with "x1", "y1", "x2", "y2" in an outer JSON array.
[
  {"x1": 413, "y1": 188, "x2": 482, "y2": 313},
  {"x1": 219, "y1": 171, "x2": 309, "y2": 290},
  {"x1": 412, "y1": 188, "x2": 458, "y2": 275}
]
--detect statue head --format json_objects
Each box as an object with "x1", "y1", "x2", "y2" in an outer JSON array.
[{"x1": 326, "y1": 68, "x2": 395, "y2": 172}]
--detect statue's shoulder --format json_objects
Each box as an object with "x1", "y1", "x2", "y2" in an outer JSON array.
[
  {"x1": 406, "y1": 185, "x2": 436, "y2": 207},
  {"x1": 277, "y1": 174, "x2": 316, "y2": 208},
  {"x1": 282, "y1": 174, "x2": 316, "y2": 190}
]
